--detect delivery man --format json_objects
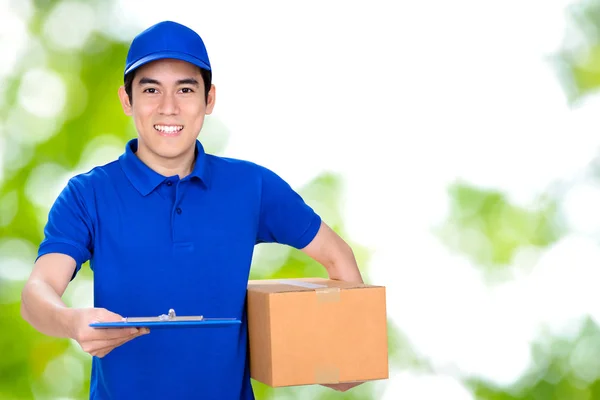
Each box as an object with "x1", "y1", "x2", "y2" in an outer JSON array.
[{"x1": 20, "y1": 20, "x2": 364, "y2": 399}]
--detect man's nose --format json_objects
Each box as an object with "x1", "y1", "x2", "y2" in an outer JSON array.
[{"x1": 158, "y1": 93, "x2": 179, "y2": 115}]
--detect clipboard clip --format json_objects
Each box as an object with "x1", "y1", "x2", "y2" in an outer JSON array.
[
  {"x1": 124, "y1": 308, "x2": 205, "y2": 323},
  {"x1": 160, "y1": 308, "x2": 178, "y2": 321}
]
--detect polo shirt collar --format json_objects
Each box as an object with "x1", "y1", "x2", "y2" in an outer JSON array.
[{"x1": 119, "y1": 138, "x2": 210, "y2": 196}]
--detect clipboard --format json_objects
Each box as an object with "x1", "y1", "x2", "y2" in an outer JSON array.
[{"x1": 89, "y1": 309, "x2": 241, "y2": 329}]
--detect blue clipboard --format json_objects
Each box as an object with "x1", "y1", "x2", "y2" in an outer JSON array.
[{"x1": 89, "y1": 308, "x2": 240, "y2": 329}]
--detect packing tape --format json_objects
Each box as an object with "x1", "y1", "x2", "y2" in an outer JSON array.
[
  {"x1": 316, "y1": 287, "x2": 340, "y2": 303},
  {"x1": 314, "y1": 365, "x2": 340, "y2": 384},
  {"x1": 276, "y1": 279, "x2": 327, "y2": 289}
]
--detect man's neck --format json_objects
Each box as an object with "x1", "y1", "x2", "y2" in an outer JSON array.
[{"x1": 136, "y1": 146, "x2": 196, "y2": 179}]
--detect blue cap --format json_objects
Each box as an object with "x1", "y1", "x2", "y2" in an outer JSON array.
[{"x1": 124, "y1": 21, "x2": 211, "y2": 77}]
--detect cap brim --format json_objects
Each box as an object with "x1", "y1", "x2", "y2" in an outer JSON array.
[{"x1": 124, "y1": 51, "x2": 211, "y2": 76}]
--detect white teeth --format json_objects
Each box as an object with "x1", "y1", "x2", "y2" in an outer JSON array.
[{"x1": 154, "y1": 125, "x2": 183, "y2": 134}]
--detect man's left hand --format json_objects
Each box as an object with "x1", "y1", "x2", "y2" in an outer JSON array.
[{"x1": 321, "y1": 382, "x2": 364, "y2": 392}]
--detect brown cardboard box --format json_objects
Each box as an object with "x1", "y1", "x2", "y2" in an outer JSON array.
[{"x1": 247, "y1": 277, "x2": 388, "y2": 387}]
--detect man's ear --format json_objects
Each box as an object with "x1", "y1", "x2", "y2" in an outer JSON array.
[
  {"x1": 118, "y1": 86, "x2": 133, "y2": 116},
  {"x1": 205, "y1": 84, "x2": 216, "y2": 115}
]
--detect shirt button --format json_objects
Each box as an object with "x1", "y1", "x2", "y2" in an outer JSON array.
[
  {"x1": 166, "y1": 181, "x2": 172, "y2": 186},
  {"x1": 176, "y1": 208, "x2": 182, "y2": 214}
]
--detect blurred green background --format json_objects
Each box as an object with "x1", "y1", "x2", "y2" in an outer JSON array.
[{"x1": 2, "y1": 0, "x2": 600, "y2": 399}]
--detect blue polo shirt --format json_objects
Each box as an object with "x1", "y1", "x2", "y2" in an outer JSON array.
[{"x1": 37, "y1": 138, "x2": 321, "y2": 400}]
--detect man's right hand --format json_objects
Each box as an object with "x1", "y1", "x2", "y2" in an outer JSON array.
[{"x1": 69, "y1": 308, "x2": 149, "y2": 358}]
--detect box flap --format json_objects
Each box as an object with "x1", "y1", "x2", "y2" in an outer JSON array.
[{"x1": 247, "y1": 277, "x2": 382, "y2": 293}]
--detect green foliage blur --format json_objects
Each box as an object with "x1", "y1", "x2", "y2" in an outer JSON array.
[{"x1": 444, "y1": 1, "x2": 600, "y2": 399}]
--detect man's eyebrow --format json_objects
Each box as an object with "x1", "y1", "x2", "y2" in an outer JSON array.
[
  {"x1": 177, "y1": 78, "x2": 200, "y2": 86},
  {"x1": 137, "y1": 77, "x2": 199, "y2": 86},
  {"x1": 138, "y1": 77, "x2": 160, "y2": 85}
]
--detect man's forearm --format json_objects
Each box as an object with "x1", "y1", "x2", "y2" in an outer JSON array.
[
  {"x1": 21, "y1": 280, "x2": 74, "y2": 338},
  {"x1": 301, "y1": 222, "x2": 365, "y2": 283},
  {"x1": 325, "y1": 243, "x2": 364, "y2": 284}
]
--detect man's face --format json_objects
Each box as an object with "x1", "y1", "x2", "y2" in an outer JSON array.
[{"x1": 118, "y1": 58, "x2": 215, "y2": 163}]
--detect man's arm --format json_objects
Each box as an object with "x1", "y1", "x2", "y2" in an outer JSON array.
[
  {"x1": 301, "y1": 221, "x2": 364, "y2": 284},
  {"x1": 21, "y1": 253, "x2": 79, "y2": 337},
  {"x1": 300, "y1": 221, "x2": 366, "y2": 392},
  {"x1": 21, "y1": 253, "x2": 147, "y2": 357}
]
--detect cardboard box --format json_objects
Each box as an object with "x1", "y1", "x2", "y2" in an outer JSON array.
[{"x1": 247, "y1": 277, "x2": 388, "y2": 387}]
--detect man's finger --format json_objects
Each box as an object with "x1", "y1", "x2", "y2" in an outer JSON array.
[
  {"x1": 82, "y1": 337, "x2": 127, "y2": 354},
  {"x1": 105, "y1": 329, "x2": 148, "y2": 348},
  {"x1": 90, "y1": 329, "x2": 149, "y2": 356},
  {"x1": 87, "y1": 326, "x2": 140, "y2": 340},
  {"x1": 321, "y1": 382, "x2": 363, "y2": 392},
  {"x1": 82, "y1": 330, "x2": 147, "y2": 353},
  {"x1": 91, "y1": 338, "x2": 131, "y2": 356}
]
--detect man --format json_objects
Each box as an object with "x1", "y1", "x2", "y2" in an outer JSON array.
[{"x1": 20, "y1": 20, "x2": 363, "y2": 399}]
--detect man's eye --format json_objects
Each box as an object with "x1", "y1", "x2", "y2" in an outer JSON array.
[
  {"x1": 143, "y1": 88, "x2": 157, "y2": 93},
  {"x1": 180, "y1": 88, "x2": 194, "y2": 93}
]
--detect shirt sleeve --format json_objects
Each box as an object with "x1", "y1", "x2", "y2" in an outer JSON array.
[
  {"x1": 36, "y1": 178, "x2": 94, "y2": 278},
  {"x1": 256, "y1": 166, "x2": 321, "y2": 249}
]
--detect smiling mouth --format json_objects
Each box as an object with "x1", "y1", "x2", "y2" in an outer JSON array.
[{"x1": 154, "y1": 124, "x2": 184, "y2": 134}]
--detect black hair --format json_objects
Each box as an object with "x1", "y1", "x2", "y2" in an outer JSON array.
[{"x1": 124, "y1": 66, "x2": 212, "y2": 104}]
